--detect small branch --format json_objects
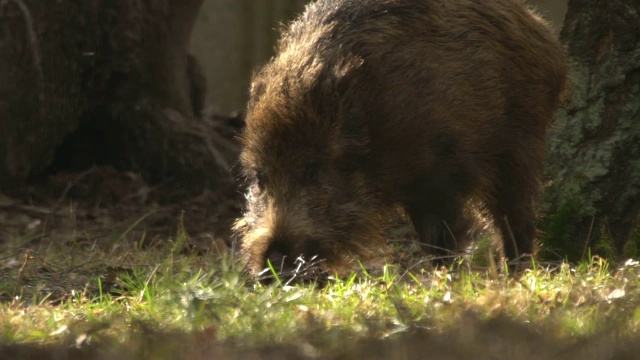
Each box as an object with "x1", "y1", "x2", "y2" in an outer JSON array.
[
  {"x1": 50, "y1": 165, "x2": 97, "y2": 214},
  {"x1": 13, "y1": 249, "x2": 31, "y2": 299},
  {"x1": 442, "y1": 220, "x2": 458, "y2": 250},
  {"x1": 581, "y1": 215, "x2": 596, "y2": 260}
]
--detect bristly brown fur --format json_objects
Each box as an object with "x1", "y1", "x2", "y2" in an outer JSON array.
[{"x1": 235, "y1": 0, "x2": 568, "y2": 274}]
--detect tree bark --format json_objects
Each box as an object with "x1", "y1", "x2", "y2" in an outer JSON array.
[
  {"x1": 543, "y1": 0, "x2": 640, "y2": 259},
  {"x1": 0, "y1": 0, "x2": 234, "y2": 193}
]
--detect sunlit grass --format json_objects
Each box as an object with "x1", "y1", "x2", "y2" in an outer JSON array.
[{"x1": 1, "y1": 231, "x2": 640, "y2": 357}]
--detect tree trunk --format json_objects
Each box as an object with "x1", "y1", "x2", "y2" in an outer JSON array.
[
  {"x1": 0, "y1": 0, "x2": 234, "y2": 193},
  {"x1": 543, "y1": 0, "x2": 640, "y2": 259}
]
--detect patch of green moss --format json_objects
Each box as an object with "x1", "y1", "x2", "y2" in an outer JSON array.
[
  {"x1": 592, "y1": 223, "x2": 616, "y2": 262},
  {"x1": 540, "y1": 202, "x2": 579, "y2": 261},
  {"x1": 540, "y1": 188, "x2": 593, "y2": 262},
  {"x1": 623, "y1": 224, "x2": 640, "y2": 259}
]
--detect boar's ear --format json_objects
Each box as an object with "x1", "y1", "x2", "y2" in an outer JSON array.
[
  {"x1": 312, "y1": 54, "x2": 365, "y2": 123},
  {"x1": 334, "y1": 55, "x2": 369, "y2": 136},
  {"x1": 309, "y1": 54, "x2": 364, "y2": 106},
  {"x1": 329, "y1": 53, "x2": 364, "y2": 100},
  {"x1": 314, "y1": 54, "x2": 370, "y2": 157},
  {"x1": 332, "y1": 54, "x2": 364, "y2": 88}
]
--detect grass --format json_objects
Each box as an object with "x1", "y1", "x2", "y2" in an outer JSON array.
[{"x1": 2, "y1": 227, "x2": 640, "y2": 359}]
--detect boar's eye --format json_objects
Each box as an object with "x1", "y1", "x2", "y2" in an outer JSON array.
[{"x1": 303, "y1": 162, "x2": 321, "y2": 184}]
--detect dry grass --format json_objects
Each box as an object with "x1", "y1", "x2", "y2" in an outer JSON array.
[{"x1": 1, "y1": 222, "x2": 640, "y2": 360}]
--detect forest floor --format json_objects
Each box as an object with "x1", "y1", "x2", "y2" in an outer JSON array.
[
  {"x1": 2, "y1": 175, "x2": 640, "y2": 359},
  {"x1": 1, "y1": 133, "x2": 640, "y2": 359}
]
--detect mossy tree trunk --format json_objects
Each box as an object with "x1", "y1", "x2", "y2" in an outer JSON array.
[
  {"x1": 0, "y1": 0, "x2": 235, "y2": 193},
  {"x1": 543, "y1": 0, "x2": 640, "y2": 260}
]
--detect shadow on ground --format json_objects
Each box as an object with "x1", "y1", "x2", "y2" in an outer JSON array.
[
  {"x1": 0, "y1": 111, "x2": 245, "y2": 253},
  {"x1": 1, "y1": 314, "x2": 637, "y2": 360}
]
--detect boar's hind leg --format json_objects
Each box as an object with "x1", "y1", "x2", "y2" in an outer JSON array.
[
  {"x1": 407, "y1": 196, "x2": 473, "y2": 262},
  {"x1": 488, "y1": 149, "x2": 542, "y2": 264}
]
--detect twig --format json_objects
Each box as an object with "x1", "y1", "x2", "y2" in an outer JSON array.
[
  {"x1": 50, "y1": 165, "x2": 97, "y2": 214},
  {"x1": 503, "y1": 216, "x2": 519, "y2": 260},
  {"x1": 13, "y1": 249, "x2": 31, "y2": 298},
  {"x1": 582, "y1": 215, "x2": 596, "y2": 260},
  {"x1": 164, "y1": 109, "x2": 232, "y2": 171},
  {"x1": 442, "y1": 220, "x2": 458, "y2": 250},
  {"x1": 398, "y1": 258, "x2": 428, "y2": 282}
]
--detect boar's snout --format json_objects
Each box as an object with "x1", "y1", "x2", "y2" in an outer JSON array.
[
  {"x1": 255, "y1": 234, "x2": 327, "y2": 279},
  {"x1": 262, "y1": 240, "x2": 294, "y2": 272}
]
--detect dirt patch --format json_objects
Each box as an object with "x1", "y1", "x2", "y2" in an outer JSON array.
[{"x1": 0, "y1": 112, "x2": 244, "y2": 252}]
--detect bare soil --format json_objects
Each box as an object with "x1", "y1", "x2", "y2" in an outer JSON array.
[{"x1": 0, "y1": 112, "x2": 244, "y2": 255}]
